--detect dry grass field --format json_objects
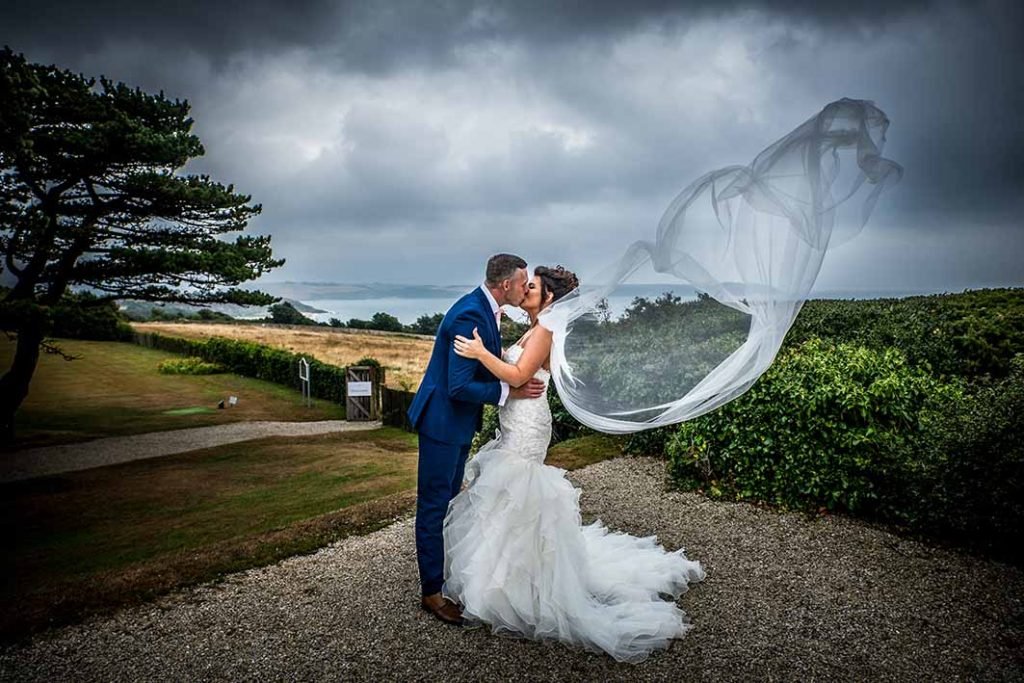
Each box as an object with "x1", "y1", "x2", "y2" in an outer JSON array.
[{"x1": 133, "y1": 322, "x2": 434, "y2": 390}]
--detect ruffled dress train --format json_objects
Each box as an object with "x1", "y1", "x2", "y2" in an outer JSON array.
[{"x1": 442, "y1": 347, "x2": 705, "y2": 663}]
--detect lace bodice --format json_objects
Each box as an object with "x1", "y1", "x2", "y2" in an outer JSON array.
[{"x1": 495, "y1": 344, "x2": 552, "y2": 463}]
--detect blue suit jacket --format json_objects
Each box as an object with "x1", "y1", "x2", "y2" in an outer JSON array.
[{"x1": 407, "y1": 287, "x2": 503, "y2": 445}]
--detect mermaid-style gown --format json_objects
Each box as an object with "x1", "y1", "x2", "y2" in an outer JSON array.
[{"x1": 442, "y1": 344, "x2": 705, "y2": 663}]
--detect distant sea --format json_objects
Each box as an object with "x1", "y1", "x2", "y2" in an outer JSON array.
[
  {"x1": 302, "y1": 295, "x2": 658, "y2": 325},
  {"x1": 300, "y1": 285, "x2": 943, "y2": 325}
]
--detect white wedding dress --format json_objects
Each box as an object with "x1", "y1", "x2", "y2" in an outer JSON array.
[{"x1": 442, "y1": 343, "x2": 706, "y2": 663}]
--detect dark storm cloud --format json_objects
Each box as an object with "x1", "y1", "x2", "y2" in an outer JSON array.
[
  {"x1": 3, "y1": 0, "x2": 952, "y2": 73},
  {"x1": 1, "y1": 0, "x2": 1021, "y2": 287}
]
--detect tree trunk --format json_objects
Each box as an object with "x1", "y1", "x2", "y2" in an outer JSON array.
[{"x1": 0, "y1": 321, "x2": 44, "y2": 444}]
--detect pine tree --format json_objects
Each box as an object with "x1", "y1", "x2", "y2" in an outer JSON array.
[{"x1": 0, "y1": 48, "x2": 284, "y2": 441}]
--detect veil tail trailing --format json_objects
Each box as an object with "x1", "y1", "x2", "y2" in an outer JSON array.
[{"x1": 539, "y1": 98, "x2": 903, "y2": 434}]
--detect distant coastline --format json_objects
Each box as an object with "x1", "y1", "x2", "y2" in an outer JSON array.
[
  {"x1": 248, "y1": 281, "x2": 970, "y2": 303},
  {"x1": 244, "y1": 282, "x2": 1002, "y2": 325},
  {"x1": 121, "y1": 282, "x2": 1021, "y2": 326}
]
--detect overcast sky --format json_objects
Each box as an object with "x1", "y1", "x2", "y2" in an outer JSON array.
[{"x1": 3, "y1": 0, "x2": 1022, "y2": 292}]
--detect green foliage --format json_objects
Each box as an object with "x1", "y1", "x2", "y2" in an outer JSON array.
[
  {"x1": 667, "y1": 339, "x2": 958, "y2": 510},
  {"x1": 157, "y1": 356, "x2": 225, "y2": 375},
  {"x1": 135, "y1": 332, "x2": 349, "y2": 404},
  {"x1": 194, "y1": 309, "x2": 234, "y2": 322},
  {"x1": 569, "y1": 292, "x2": 749, "y2": 414},
  {"x1": 499, "y1": 316, "x2": 530, "y2": 342},
  {"x1": 471, "y1": 404, "x2": 500, "y2": 454},
  {"x1": 910, "y1": 355, "x2": 1024, "y2": 561},
  {"x1": 50, "y1": 292, "x2": 133, "y2": 342},
  {"x1": 142, "y1": 307, "x2": 187, "y2": 322},
  {"x1": 665, "y1": 339, "x2": 1024, "y2": 563},
  {"x1": 267, "y1": 301, "x2": 316, "y2": 326},
  {"x1": 409, "y1": 313, "x2": 445, "y2": 336},
  {"x1": 786, "y1": 288, "x2": 1024, "y2": 380},
  {"x1": 0, "y1": 48, "x2": 283, "y2": 313},
  {"x1": 622, "y1": 425, "x2": 677, "y2": 457},
  {"x1": 547, "y1": 389, "x2": 592, "y2": 445},
  {"x1": 345, "y1": 312, "x2": 405, "y2": 333},
  {"x1": 0, "y1": 48, "x2": 283, "y2": 434},
  {"x1": 539, "y1": 291, "x2": 746, "y2": 443}
]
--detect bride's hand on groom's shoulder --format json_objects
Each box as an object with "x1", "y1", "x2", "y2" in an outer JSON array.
[{"x1": 454, "y1": 327, "x2": 486, "y2": 359}]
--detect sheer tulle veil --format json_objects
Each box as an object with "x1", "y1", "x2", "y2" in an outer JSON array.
[{"x1": 538, "y1": 98, "x2": 903, "y2": 434}]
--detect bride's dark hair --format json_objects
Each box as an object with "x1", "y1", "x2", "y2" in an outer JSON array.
[{"x1": 535, "y1": 265, "x2": 579, "y2": 306}]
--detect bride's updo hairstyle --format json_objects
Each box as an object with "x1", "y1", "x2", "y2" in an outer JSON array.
[{"x1": 535, "y1": 265, "x2": 579, "y2": 307}]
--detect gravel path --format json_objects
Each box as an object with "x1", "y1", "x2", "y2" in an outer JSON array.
[
  {"x1": 2, "y1": 457, "x2": 1022, "y2": 681},
  {"x1": 0, "y1": 420, "x2": 382, "y2": 483}
]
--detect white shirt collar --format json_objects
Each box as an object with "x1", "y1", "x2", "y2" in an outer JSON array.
[{"x1": 479, "y1": 284, "x2": 501, "y2": 315}]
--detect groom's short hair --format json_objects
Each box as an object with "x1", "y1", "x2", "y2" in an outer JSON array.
[{"x1": 485, "y1": 253, "x2": 527, "y2": 286}]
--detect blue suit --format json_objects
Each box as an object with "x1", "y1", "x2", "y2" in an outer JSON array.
[{"x1": 407, "y1": 287, "x2": 503, "y2": 596}]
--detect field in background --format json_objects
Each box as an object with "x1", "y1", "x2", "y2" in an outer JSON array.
[
  {"x1": 1, "y1": 338, "x2": 345, "y2": 449},
  {"x1": 133, "y1": 322, "x2": 433, "y2": 390}
]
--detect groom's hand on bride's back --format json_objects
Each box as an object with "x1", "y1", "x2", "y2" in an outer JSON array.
[{"x1": 510, "y1": 378, "x2": 546, "y2": 400}]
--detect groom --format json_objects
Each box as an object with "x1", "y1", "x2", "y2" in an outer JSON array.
[{"x1": 407, "y1": 253, "x2": 546, "y2": 626}]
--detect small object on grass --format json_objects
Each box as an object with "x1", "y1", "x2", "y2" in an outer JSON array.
[
  {"x1": 218, "y1": 399, "x2": 225, "y2": 409},
  {"x1": 228, "y1": 395, "x2": 238, "y2": 407}
]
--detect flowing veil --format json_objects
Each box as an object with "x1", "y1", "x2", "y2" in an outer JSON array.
[{"x1": 538, "y1": 98, "x2": 903, "y2": 434}]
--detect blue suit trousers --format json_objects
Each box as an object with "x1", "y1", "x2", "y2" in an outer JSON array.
[{"x1": 415, "y1": 433, "x2": 470, "y2": 596}]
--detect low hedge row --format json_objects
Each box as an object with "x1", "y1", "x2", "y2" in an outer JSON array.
[
  {"x1": 665, "y1": 339, "x2": 1023, "y2": 564},
  {"x1": 134, "y1": 332, "x2": 350, "y2": 403}
]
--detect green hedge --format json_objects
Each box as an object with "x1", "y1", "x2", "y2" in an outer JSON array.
[
  {"x1": 665, "y1": 339, "x2": 1023, "y2": 563},
  {"x1": 785, "y1": 288, "x2": 1024, "y2": 380},
  {"x1": 135, "y1": 332, "x2": 349, "y2": 403}
]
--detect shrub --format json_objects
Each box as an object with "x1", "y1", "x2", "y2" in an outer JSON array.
[
  {"x1": 50, "y1": 292, "x2": 133, "y2": 341},
  {"x1": 548, "y1": 389, "x2": 593, "y2": 445},
  {"x1": 135, "y1": 332, "x2": 349, "y2": 404},
  {"x1": 786, "y1": 288, "x2": 1024, "y2": 380},
  {"x1": 347, "y1": 312, "x2": 404, "y2": 332},
  {"x1": 267, "y1": 301, "x2": 317, "y2": 326},
  {"x1": 666, "y1": 339, "x2": 960, "y2": 515},
  {"x1": 623, "y1": 425, "x2": 676, "y2": 457},
  {"x1": 409, "y1": 313, "x2": 445, "y2": 336},
  {"x1": 472, "y1": 404, "x2": 500, "y2": 454},
  {"x1": 912, "y1": 354, "x2": 1024, "y2": 562},
  {"x1": 194, "y1": 308, "x2": 234, "y2": 322},
  {"x1": 157, "y1": 357, "x2": 225, "y2": 375}
]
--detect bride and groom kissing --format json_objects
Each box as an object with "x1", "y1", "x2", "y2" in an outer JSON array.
[{"x1": 406, "y1": 253, "x2": 705, "y2": 663}]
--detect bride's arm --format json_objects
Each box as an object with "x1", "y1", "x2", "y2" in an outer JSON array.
[{"x1": 454, "y1": 326, "x2": 552, "y2": 388}]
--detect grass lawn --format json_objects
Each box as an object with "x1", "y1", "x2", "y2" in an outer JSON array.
[
  {"x1": 1, "y1": 427, "x2": 418, "y2": 642},
  {"x1": 1, "y1": 338, "x2": 346, "y2": 450},
  {"x1": 0, "y1": 428, "x2": 624, "y2": 642}
]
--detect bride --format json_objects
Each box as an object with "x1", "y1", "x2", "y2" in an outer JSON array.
[{"x1": 445, "y1": 264, "x2": 706, "y2": 664}]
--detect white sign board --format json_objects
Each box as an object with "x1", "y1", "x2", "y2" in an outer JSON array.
[{"x1": 348, "y1": 381, "x2": 372, "y2": 397}]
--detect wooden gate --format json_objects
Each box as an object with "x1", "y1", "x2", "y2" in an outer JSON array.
[{"x1": 346, "y1": 366, "x2": 379, "y2": 420}]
